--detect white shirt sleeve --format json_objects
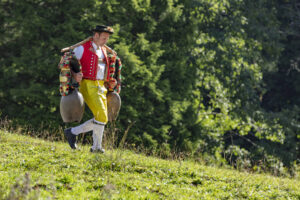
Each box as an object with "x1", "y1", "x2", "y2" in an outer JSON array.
[{"x1": 73, "y1": 45, "x2": 84, "y2": 60}]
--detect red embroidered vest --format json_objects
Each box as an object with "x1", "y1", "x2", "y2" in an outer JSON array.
[{"x1": 80, "y1": 41, "x2": 109, "y2": 80}]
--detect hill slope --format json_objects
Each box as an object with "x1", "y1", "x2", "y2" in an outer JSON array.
[{"x1": 0, "y1": 130, "x2": 299, "y2": 199}]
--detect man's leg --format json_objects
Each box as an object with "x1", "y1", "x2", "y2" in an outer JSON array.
[
  {"x1": 71, "y1": 118, "x2": 94, "y2": 135},
  {"x1": 91, "y1": 120, "x2": 105, "y2": 153},
  {"x1": 64, "y1": 119, "x2": 94, "y2": 149},
  {"x1": 80, "y1": 79, "x2": 108, "y2": 153}
]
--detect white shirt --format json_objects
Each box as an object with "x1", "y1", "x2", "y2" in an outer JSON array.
[{"x1": 73, "y1": 42, "x2": 106, "y2": 80}]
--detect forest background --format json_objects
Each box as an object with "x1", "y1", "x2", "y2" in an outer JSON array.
[{"x1": 0, "y1": 0, "x2": 299, "y2": 176}]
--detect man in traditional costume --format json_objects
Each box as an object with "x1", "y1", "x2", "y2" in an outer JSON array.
[{"x1": 64, "y1": 25, "x2": 119, "y2": 153}]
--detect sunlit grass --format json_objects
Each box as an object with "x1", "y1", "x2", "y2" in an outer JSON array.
[{"x1": 0, "y1": 130, "x2": 299, "y2": 199}]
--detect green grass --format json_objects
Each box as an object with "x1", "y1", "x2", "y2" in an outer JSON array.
[{"x1": 0, "y1": 130, "x2": 299, "y2": 200}]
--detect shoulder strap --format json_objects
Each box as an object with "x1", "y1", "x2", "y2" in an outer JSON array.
[
  {"x1": 61, "y1": 37, "x2": 93, "y2": 53},
  {"x1": 61, "y1": 37, "x2": 117, "y2": 56}
]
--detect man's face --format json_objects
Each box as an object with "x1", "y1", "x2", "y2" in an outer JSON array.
[{"x1": 94, "y1": 32, "x2": 110, "y2": 47}]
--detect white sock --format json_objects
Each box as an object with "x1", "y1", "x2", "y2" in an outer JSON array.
[
  {"x1": 92, "y1": 121, "x2": 105, "y2": 150},
  {"x1": 71, "y1": 119, "x2": 94, "y2": 135}
]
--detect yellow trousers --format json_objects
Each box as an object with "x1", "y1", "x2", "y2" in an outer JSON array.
[{"x1": 79, "y1": 79, "x2": 108, "y2": 124}]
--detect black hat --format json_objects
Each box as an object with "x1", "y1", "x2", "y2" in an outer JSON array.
[{"x1": 92, "y1": 25, "x2": 114, "y2": 34}]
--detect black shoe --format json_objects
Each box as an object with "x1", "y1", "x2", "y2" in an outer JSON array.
[
  {"x1": 90, "y1": 147, "x2": 105, "y2": 153},
  {"x1": 64, "y1": 128, "x2": 77, "y2": 149}
]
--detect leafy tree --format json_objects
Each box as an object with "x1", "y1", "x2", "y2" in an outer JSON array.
[{"x1": 0, "y1": 0, "x2": 299, "y2": 174}]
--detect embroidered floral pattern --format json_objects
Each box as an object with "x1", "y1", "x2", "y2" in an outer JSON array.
[
  {"x1": 58, "y1": 51, "x2": 82, "y2": 96},
  {"x1": 107, "y1": 54, "x2": 122, "y2": 93},
  {"x1": 106, "y1": 26, "x2": 114, "y2": 33}
]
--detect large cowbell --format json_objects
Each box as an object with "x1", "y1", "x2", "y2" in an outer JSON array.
[
  {"x1": 60, "y1": 88, "x2": 85, "y2": 123},
  {"x1": 60, "y1": 57, "x2": 84, "y2": 123},
  {"x1": 107, "y1": 91, "x2": 121, "y2": 122}
]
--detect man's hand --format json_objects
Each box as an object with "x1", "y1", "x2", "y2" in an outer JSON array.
[
  {"x1": 108, "y1": 78, "x2": 117, "y2": 91},
  {"x1": 73, "y1": 72, "x2": 83, "y2": 83}
]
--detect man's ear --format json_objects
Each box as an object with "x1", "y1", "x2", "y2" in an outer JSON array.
[{"x1": 94, "y1": 32, "x2": 99, "y2": 38}]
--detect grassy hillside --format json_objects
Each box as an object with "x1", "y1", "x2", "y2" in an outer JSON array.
[{"x1": 0, "y1": 130, "x2": 299, "y2": 200}]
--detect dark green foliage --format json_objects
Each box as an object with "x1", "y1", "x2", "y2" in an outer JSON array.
[{"x1": 0, "y1": 0, "x2": 299, "y2": 175}]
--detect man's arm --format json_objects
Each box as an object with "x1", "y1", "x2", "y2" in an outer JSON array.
[{"x1": 72, "y1": 46, "x2": 83, "y2": 82}]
